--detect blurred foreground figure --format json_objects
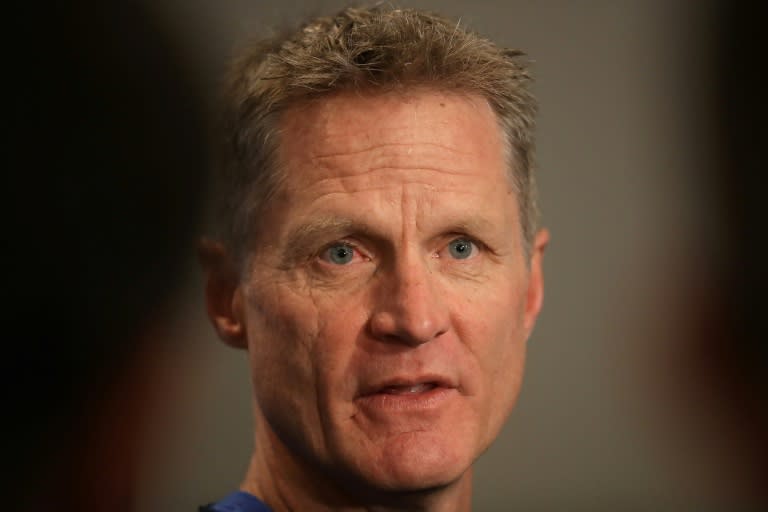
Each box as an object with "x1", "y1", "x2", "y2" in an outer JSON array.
[
  {"x1": 7, "y1": 1, "x2": 205, "y2": 510},
  {"x1": 200, "y1": 6, "x2": 548, "y2": 511}
]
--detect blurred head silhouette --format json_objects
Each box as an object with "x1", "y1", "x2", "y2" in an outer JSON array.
[{"x1": 7, "y1": 2, "x2": 205, "y2": 510}]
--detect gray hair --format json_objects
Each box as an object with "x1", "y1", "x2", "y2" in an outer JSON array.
[{"x1": 215, "y1": 5, "x2": 538, "y2": 265}]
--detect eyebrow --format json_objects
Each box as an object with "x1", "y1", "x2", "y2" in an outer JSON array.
[
  {"x1": 282, "y1": 213, "x2": 502, "y2": 255},
  {"x1": 441, "y1": 217, "x2": 499, "y2": 237}
]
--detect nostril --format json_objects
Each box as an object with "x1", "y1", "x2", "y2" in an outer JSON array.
[{"x1": 369, "y1": 309, "x2": 447, "y2": 347}]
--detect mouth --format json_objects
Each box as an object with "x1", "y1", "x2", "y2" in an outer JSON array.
[
  {"x1": 355, "y1": 377, "x2": 457, "y2": 415},
  {"x1": 358, "y1": 375, "x2": 457, "y2": 398},
  {"x1": 379, "y1": 382, "x2": 438, "y2": 395}
]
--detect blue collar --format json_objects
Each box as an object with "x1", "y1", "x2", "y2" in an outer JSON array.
[{"x1": 202, "y1": 491, "x2": 272, "y2": 512}]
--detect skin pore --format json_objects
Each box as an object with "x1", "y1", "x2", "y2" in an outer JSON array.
[{"x1": 204, "y1": 88, "x2": 548, "y2": 511}]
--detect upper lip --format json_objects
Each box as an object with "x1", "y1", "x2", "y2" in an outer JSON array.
[{"x1": 357, "y1": 374, "x2": 456, "y2": 397}]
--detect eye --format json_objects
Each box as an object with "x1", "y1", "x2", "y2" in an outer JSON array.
[
  {"x1": 446, "y1": 237, "x2": 477, "y2": 260},
  {"x1": 322, "y1": 242, "x2": 357, "y2": 265}
]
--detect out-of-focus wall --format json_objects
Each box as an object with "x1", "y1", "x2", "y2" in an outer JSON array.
[{"x1": 135, "y1": 1, "x2": 762, "y2": 510}]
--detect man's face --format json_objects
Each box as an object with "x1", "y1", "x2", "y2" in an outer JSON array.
[{"x1": 230, "y1": 90, "x2": 545, "y2": 493}]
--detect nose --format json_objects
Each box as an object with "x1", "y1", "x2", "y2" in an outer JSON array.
[{"x1": 368, "y1": 258, "x2": 450, "y2": 346}]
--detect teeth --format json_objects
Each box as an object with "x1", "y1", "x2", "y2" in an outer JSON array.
[{"x1": 382, "y1": 383, "x2": 436, "y2": 395}]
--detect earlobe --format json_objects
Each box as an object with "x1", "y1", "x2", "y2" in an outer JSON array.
[
  {"x1": 523, "y1": 228, "x2": 549, "y2": 333},
  {"x1": 199, "y1": 237, "x2": 248, "y2": 349}
]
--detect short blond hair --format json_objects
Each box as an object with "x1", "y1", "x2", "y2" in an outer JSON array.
[{"x1": 216, "y1": 5, "x2": 538, "y2": 263}]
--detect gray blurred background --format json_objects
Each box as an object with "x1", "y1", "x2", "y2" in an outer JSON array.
[{"x1": 131, "y1": 1, "x2": 765, "y2": 510}]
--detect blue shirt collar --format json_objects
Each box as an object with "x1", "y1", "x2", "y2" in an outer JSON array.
[{"x1": 202, "y1": 491, "x2": 272, "y2": 512}]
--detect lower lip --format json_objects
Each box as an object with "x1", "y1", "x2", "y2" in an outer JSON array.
[{"x1": 355, "y1": 386, "x2": 455, "y2": 414}]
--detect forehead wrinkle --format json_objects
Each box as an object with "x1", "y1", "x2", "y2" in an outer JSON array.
[
  {"x1": 400, "y1": 182, "x2": 415, "y2": 248},
  {"x1": 303, "y1": 151, "x2": 478, "y2": 187},
  {"x1": 307, "y1": 141, "x2": 475, "y2": 163},
  {"x1": 289, "y1": 168, "x2": 490, "y2": 199},
  {"x1": 291, "y1": 178, "x2": 512, "y2": 236}
]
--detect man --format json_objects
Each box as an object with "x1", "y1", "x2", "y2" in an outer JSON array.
[{"x1": 200, "y1": 5, "x2": 548, "y2": 511}]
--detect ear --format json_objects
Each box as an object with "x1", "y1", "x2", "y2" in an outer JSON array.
[
  {"x1": 523, "y1": 228, "x2": 549, "y2": 335},
  {"x1": 198, "y1": 237, "x2": 247, "y2": 349}
]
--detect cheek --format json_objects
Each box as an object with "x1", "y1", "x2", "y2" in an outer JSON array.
[
  {"x1": 308, "y1": 293, "x2": 371, "y2": 398},
  {"x1": 243, "y1": 280, "x2": 367, "y2": 440},
  {"x1": 245, "y1": 285, "x2": 319, "y2": 376},
  {"x1": 243, "y1": 284, "x2": 324, "y2": 435},
  {"x1": 487, "y1": 288, "x2": 528, "y2": 378},
  {"x1": 457, "y1": 277, "x2": 529, "y2": 422}
]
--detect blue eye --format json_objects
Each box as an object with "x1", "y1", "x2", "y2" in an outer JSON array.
[
  {"x1": 447, "y1": 238, "x2": 475, "y2": 259},
  {"x1": 324, "y1": 243, "x2": 355, "y2": 265}
]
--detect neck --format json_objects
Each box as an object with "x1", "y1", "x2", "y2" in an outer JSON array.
[{"x1": 240, "y1": 409, "x2": 473, "y2": 512}]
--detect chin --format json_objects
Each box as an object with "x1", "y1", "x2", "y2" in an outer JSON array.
[{"x1": 357, "y1": 431, "x2": 474, "y2": 493}]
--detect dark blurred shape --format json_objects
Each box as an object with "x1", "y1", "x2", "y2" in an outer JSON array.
[
  {"x1": 6, "y1": 1, "x2": 205, "y2": 510},
  {"x1": 715, "y1": 0, "x2": 768, "y2": 501},
  {"x1": 682, "y1": 0, "x2": 768, "y2": 505}
]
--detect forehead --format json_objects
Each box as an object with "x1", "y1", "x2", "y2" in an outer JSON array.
[
  {"x1": 277, "y1": 88, "x2": 509, "y2": 182},
  {"x1": 261, "y1": 89, "x2": 518, "y2": 244}
]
